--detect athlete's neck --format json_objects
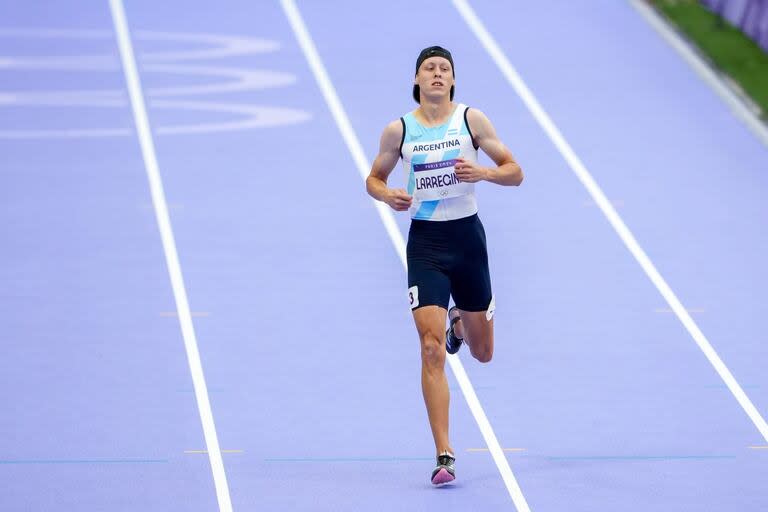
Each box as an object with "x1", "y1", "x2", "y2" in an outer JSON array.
[{"x1": 415, "y1": 100, "x2": 455, "y2": 127}]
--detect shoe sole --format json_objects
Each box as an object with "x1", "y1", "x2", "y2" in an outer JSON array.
[{"x1": 431, "y1": 467, "x2": 455, "y2": 486}]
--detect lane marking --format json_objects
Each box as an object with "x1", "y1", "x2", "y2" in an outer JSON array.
[
  {"x1": 140, "y1": 202, "x2": 184, "y2": 211},
  {"x1": 185, "y1": 450, "x2": 244, "y2": 454},
  {"x1": 453, "y1": 0, "x2": 768, "y2": 444},
  {"x1": 654, "y1": 308, "x2": 705, "y2": 314},
  {"x1": 160, "y1": 311, "x2": 211, "y2": 317},
  {"x1": 704, "y1": 384, "x2": 759, "y2": 389},
  {"x1": 467, "y1": 448, "x2": 526, "y2": 453},
  {"x1": 628, "y1": 0, "x2": 768, "y2": 148},
  {"x1": 108, "y1": 2, "x2": 233, "y2": 511},
  {"x1": 279, "y1": 1, "x2": 529, "y2": 510}
]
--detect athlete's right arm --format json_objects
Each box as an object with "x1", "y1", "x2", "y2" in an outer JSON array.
[{"x1": 366, "y1": 120, "x2": 413, "y2": 211}]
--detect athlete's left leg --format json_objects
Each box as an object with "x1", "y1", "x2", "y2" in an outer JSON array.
[
  {"x1": 453, "y1": 311, "x2": 494, "y2": 363},
  {"x1": 449, "y1": 214, "x2": 495, "y2": 362}
]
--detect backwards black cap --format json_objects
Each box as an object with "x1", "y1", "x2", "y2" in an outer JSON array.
[
  {"x1": 415, "y1": 46, "x2": 454, "y2": 75},
  {"x1": 413, "y1": 46, "x2": 455, "y2": 103}
]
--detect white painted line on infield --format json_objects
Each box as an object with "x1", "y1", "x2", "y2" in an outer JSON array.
[
  {"x1": 108, "y1": 1, "x2": 233, "y2": 510},
  {"x1": 279, "y1": 0, "x2": 531, "y2": 510},
  {"x1": 453, "y1": 0, "x2": 768, "y2": 444}
]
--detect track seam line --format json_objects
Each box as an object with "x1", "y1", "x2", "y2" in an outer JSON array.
[
  {"x1": 279, "y1": 1, "x2": 531, "y2": 510},
  {"x1": 453, "y1": 0, "x2": 768, "y2": 443},
  {"x1": 108, "y1": 2, "x2": 233, "y2": 510}
]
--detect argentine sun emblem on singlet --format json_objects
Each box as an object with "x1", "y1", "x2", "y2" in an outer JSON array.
[{"x1": 400, "y1": 103, "x2": 479, "y2": 221}]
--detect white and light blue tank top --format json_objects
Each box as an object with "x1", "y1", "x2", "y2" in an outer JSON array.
[{"x1": 400, "y1": 103, "x2": 479, "y2": 221}]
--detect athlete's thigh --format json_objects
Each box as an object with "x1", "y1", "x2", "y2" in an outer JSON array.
[
  {"x1": 412, "y1": 305, "x2": 448, "y2": 341},
  {"x1": 407, "y1": 231, "x2": 452, "y2": 314},
  {"x1": 449, "y1": 217, "x2": 492, "y2": 313},
  {"x1": 450, "y1": 263, "x2": 492, "y2": 313},
  {"x1": 408, "y1": 264, "x2": 451, "y2": 313}
]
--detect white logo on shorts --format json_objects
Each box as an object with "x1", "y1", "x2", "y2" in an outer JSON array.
[
  {"x1": 408, "y1": 286, "x2": 420, "y2": 310},
  {"x1": 486, "y1": 295, "x2": 496, "y2": 321}
]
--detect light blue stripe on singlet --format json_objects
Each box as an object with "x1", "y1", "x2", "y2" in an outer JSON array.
[
  {"x1": 442, "y1": 148, "x2": 460, "y2": 160},
  {"x1": 414, "y1": 200, "x2": 440, "y2": 219}
]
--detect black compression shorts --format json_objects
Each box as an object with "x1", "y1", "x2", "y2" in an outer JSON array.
[{"x1": 406, "y1": 213, "x2": 493, "y2": 312}]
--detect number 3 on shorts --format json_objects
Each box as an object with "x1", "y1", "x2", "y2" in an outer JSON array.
[{"x1": 408, "y1": 286, "x2": 419, "y2": 310}]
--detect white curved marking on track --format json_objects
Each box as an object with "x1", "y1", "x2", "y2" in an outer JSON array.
[
  {"x1": 0, "y1": 100, "x2": 310, "y2": 138},
  {"x1": 0, "y1": 28, "x2": 310, "y2": 138},
  {"x1": 2, "y1": 66, "x2": 297, "y2": 100},
  {"x1": 144, "y1": 65, "x2": 297, "y2": 96},
  {"x1": 0, "y1": 127, "x2": 132, "y2": 139},
  {"x1": 152, "y1": 101, "x2": 312, "y2": 134},
  {"x1": 136, "y1": 30, "x2": 280, "y2": 61},
  {"x1": 2, "y1": 90, "x2": 125, "y2": 106},
  {"x1": 0, "y1": 28, "x2": 281, "y2": 62},
  {"x1": 0, "y1": 56, "x2": 118, "y2": 70}
]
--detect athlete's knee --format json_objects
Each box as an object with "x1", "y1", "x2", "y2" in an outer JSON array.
[
  {"x1": 420, "y1": 331, "x2": 445, "y2": 368},
  {"x1": 469, "y1": 340, "x2": 493, "y2": 363},
  {"x1": 473, "y1": 349, "x2": 493, "y2": 363}
]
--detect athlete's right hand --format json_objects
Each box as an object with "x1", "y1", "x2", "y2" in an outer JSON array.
[{"x1": 385, "y1": 189, "x2": 413, "y2": 211}]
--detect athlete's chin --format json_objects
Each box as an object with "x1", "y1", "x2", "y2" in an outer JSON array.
[{"x1": 422, "y1": 89, "x2": 449, "y2": 101}]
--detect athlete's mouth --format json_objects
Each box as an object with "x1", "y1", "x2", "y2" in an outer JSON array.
[{"x1": 432, "y1": 81, "x2": 444, "y2": 86}]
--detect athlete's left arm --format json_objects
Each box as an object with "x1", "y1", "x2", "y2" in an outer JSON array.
[{"x1": 454, "y1": 109, "x2": 523, "y2": 186}]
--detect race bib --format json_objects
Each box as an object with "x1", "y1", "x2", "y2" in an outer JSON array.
[
  {"x1": 408, "y1": 286, "x2": 419, "y2": 309},
  {"x1": 412, "y1": 159, "x2": 473, "y2": 201}
]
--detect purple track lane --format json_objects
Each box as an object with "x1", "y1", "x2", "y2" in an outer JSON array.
[{"x1": 1, "y1": 1, "x2": 766, "y2": 510}]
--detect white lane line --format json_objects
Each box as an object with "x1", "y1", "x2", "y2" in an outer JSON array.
[
  {"x1": 628, "y1": 0, "x2": 768, "y2": 149},
  {"x1": 279, "y1": 1, "x2": 531, "y2": 510},
  {"x1": 453, "y1": 0, "x2": 768, "y2": 444},
  {"x1": 278, "y1": 2, "x2": 406, "y2": 268},
  {"x1": 108, "y1": 2, "x2": 234, "y2": 511}
]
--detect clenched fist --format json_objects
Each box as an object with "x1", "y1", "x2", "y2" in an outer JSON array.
[
  {"x1": 454, "y1": 157, "x2": 489, "y2": 183},
  {"x1": 385, "y1": 188, "x2": 413, "y2": 211}
]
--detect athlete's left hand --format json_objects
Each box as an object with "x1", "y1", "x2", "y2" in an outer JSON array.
[{"x1": 454, "y1": 158, "x2": 489, "y2": 183}]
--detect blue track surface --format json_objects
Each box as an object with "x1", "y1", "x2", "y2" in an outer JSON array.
[{"x1": 1, "y1": 1, "x2": 766, "y2": 510}]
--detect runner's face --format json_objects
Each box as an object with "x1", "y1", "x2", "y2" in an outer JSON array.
[{"x1": 415, "y1": 57, "x2": 454, "y2": 100}]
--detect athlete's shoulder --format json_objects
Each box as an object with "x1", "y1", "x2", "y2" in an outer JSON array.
[
  {"x1": 382, "y1": 118, "x2": 404, "y2": 138},
  {"x1": 464, "y1": 107, "x2": 495, "y2": 138},
  {"x1": 379, "y1": 118, "x2": 404, "y2": 152},
  {"x1": 465, "y1": 106, "x2": 489, "y2": 124}
]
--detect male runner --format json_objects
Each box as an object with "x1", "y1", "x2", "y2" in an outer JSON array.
[{"x1": 366, "y1": 46, "x2": 523, "y2": 485}]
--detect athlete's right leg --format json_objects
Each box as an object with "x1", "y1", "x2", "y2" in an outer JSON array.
[
  {"x1": 407, "y1": 218, "x2": 455, "y2": 472},
  {"x1": 413, "y1": 305, "x2": 453, "y2": 456}
]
